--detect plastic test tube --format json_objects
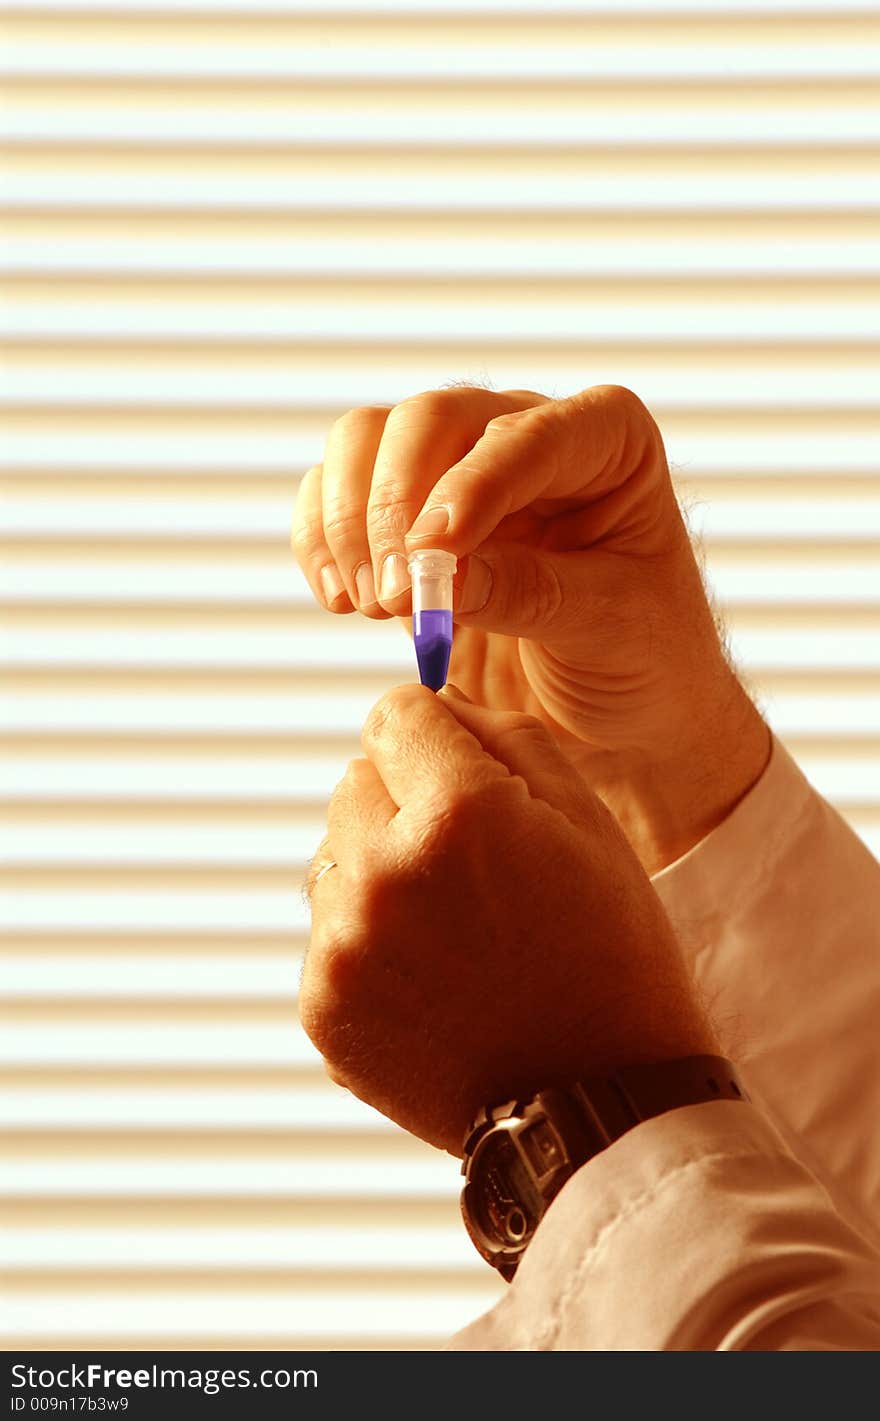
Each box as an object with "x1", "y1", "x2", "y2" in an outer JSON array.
[{"x1": 407, "y1": 548, "x2": 457, "y2": 692}]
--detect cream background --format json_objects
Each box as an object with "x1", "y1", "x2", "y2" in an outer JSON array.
[{"x1": 1, "y1": 0, "x2": 879, "y2": 1349}]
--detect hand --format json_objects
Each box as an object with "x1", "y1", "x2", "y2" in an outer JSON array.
[
  {"x1": 301, "y1": 683, "x2": 718, "y2": 1156},
  {"x1": 291, "y1": 384, "x2": 770, "y2": 873}
]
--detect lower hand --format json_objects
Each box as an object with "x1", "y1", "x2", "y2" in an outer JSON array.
[{"x1": 301, "y1": 683, "x2": 718, "y2": 1155}]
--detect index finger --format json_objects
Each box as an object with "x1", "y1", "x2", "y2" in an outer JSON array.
[
  {"x1": 365, "y1": 386, "x2": 547, "y2": 611},
  {"x1": 403, "y1": 384, "x2": 663, "y2": 557},
  {"x1": 360, "y1": 683, "x2": 509, "y2": 809}
]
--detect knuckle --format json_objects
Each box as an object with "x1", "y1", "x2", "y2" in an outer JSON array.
[
  {"x1": 322, "y1": 503, "x2": 364, "y2": 541},
  {"x1": 596, "y1": 382, "x2": 645, "y2": 412},
  {"x1": 351, "y1": 859, "x2": 405, "y2": 929},
  {"x1": 499, "y1": 388, "x2": 550, "y2": 405},
  {"x1": 298, "y1": 946, "x2": 326, "y2": 1035},
  {"x1": 419, "y1": 778, "x2": 499, "y2": 848},
  {"x1": 573, "y1": 382, "x2": 653, "y2": 429},
  {"x1": 512, "y1": 553, "x2": 565, "y2": 626},
  {"x1": 293, "y1": 463, "x2": 319, "y2": 508},
  {"x1": 388, "y1": 388, "x2": 459, "y2": 425},
  {"x1": 593, "y1": 384, "x2": 664, "y2": 464},
  {"x1": 486, "y1": 401, "x2": 561, "y2": 439},
  {"x1": 325, "y1": 775, "x2": 347, "y2": 816},
  {"x1": 340, "y1": 754, "x2": 372, "y2": 789},
  {"x1": 321, "y1": 940, "x2": 365, "y2": 1006},
  {"x1": 500, "y1": 709, "x2": 555, "y2": 743},
  {"x1": 361, "y1": 697, "x2": 396, "y2": 747},
  {"x1": 328, "y1": 404, "x2": 391, "y2": 444},
  {"x1": 290, "y1": 518, "x2": 319, "y2": 556},
  {"x1": 535, "y1": 557, "x2": 566, "y2": 622},
  {"x1": 566, "y1": 384, "x2": 665, "y2": 484},
  {"x1": 299, "y1": 988, "x2": 337, "y2": 1060},
  {"x1": 483, "y1": 408, "x2": 524, "y2": 436},
  {"x1": 414, "y1": 804, "x2": 465, "y2": 859},
  {"x1": 326, "y1": 761, "x2": 372, "y2": 835},
  {"x1": 297, "y1": 971, "x2": 323, "y2": 1042},
  {"x1": 366, "y1": 487, "x2": 417, "y2": 540},
  {"x1": 360, "y1": 684, "x2": 420, "y2": 747},
  {"x1": 367, "y1": 476, "x2": 414, "y2": 518},
  {"x1": 324, "y1": 1060, "x2": 349, "y2": 1089},
  {"x1": 299, "y1": 938, "x2": 362, "y2": 1048}
]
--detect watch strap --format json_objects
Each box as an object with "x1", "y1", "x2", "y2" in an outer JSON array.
[
  {"x1": 569, "y1": 1053, "x2": 751, "y2": 1154},
  {"x1": 460, "y1": 1055, "x2": 750, "y2": 1282}
]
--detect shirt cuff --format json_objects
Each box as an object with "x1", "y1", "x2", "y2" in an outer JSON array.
[
  {"x1": 649, "y1": 733, "x2": 817, "y2": 940},
  {"x1": 447, "y1": 1100, "x2": 880, "y2": 1350}
]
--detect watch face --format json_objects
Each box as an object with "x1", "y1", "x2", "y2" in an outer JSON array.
[{"x1": 467, "y1": 1126, "x2": 543, "y2": 1253}]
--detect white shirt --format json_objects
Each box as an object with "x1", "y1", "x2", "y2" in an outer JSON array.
[{"x1": 448, "y1": 737, "x2": 880, "y2": 1349}]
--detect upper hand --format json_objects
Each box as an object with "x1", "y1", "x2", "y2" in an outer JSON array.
[
  {"x1": 291, "y1": 384, "x2": 770, "y2": 872},
  {"x1": 301, "y1": 683, "x2": 718, "y2": 1156}
]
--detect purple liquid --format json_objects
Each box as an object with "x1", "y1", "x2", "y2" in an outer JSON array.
[{"x1": 413, "y1": 608, "x2": 453, "y2": 691}]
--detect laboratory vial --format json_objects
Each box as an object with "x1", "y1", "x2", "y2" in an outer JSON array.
[{"x1": 407, "y1": 547, "x2": 457, "y2": 692}]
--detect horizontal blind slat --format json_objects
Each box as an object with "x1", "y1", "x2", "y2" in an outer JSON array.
[
  {"x1": 2, "y1": 1085, "x2": 393, "y2": 1129},
  {"x1": 5, "y1": 211, "x2": 880, "y2": 276},
  {"x1": 0, "y1": 952, "x2": 305, "y2": 993},
  {"x1": 4, "y1": 1, "x2": 880, "y2": 14},
  {"x1": 5, "y1": 15, "x2": 880, "y2": 82},
  {"x1": 1, "y1": 1226, "x2": 478, "y2": 1271},
  {"x1": 4, "y1": 347, "x2": 880, "y2": 409},
  {"x1": 3, "y1": 279, "x2": 880, "y2": 341},
  {"x1": 5, "y1": 149, "x2": 880, "y2": 208},
  {"x1": 3, "y1": 1290, "x2": 503, "y2": 1346},
  {"x1": 0, "y1": 1021, "x2": 316, "y2": 1069},
  {"x1": 6, "y1": 90, "x2": 880, "y2": 146}
]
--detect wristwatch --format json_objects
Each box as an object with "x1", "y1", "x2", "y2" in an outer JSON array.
[{"x1": 460, "y1": 1054, "x2": 750, "y2": 1281}]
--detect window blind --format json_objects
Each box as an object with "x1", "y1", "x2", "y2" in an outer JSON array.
[{"x1": 1, "y1": 0, "x2": 878, "y2": 1350}]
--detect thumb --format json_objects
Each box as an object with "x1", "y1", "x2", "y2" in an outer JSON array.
[
  {"x1": 454, "y1": 540, "x2": 614, "y2": 641},
  {"x1": 437, "y1": 688, "x2": 600, "y2": 830}
]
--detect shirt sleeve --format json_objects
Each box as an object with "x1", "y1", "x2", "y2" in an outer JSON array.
[
  {"x1": 448, "y1": 734, "x2": 880, "y2": 1350},
  {"x1": 651, "y1": 734, "x2": 880, "y2": 1251},
  {"x1": 447, "y1": 1101, "x2": 880, "y2": 1350}
]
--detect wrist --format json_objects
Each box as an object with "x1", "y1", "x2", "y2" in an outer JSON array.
[{"x1": 583, "y1": 674, "x2": 772, "y2": 876}]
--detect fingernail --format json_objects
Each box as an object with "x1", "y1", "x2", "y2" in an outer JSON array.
[
  {"x1": 439, "y1": 683, "x2": 471, "y2": 703},
  {"x1": 354, "y1": 560, "x2": 377, "y2": 608},
  {"x1": 379, "y1": 551, "x2": 411, "y2": 603},
  {"x1": 456, "y1": 554, "x2": 492, "y2": 615},
  {"x1": 320, "y1": 562, "x2": 346, "y2": 607},
  {"x1": 408, "y1": 505, "x2": 450, "y2": 540}
]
